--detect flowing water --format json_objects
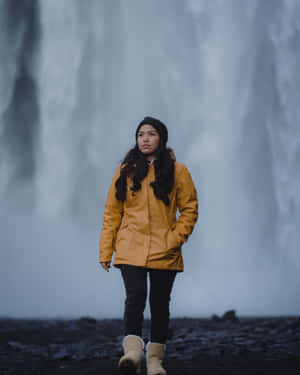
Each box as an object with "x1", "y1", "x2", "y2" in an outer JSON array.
[{"x1": 1, "y1": 0, "x2": 299, "y2": 317}]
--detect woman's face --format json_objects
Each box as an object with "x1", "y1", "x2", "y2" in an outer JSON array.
[{"x1": 137, "y1": 124, "x2": 160, "y2": 157}]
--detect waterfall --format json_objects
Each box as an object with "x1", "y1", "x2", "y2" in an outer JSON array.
[
  {"x1": 266, "y1": 0, "x2": 300, "y2": 260},
  {"x1": 0, "y1": 0, "x2": 39, "y2": 200},
  {"x1": 0, "y1": 0, "x2": 299, "y2": 317}
]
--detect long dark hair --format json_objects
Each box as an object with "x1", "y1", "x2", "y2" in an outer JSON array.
[{"x1": 115, "y1": 139, "x2": 175, "y2": 206}]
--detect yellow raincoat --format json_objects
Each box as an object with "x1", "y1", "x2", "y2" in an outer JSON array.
[{"x1": 99, "y1": 153, "x2": 198, "y2": 272}]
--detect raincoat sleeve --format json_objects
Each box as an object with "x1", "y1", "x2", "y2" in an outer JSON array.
[
  {"x1": 99, "y1": 165, "x2": 124, "y2": 263},
  {"x1": 171, "y1": 165, "x2": 198, "y2": 248}
]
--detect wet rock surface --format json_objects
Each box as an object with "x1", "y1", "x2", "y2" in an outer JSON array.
[{"x1": 1, "y1": 316, "x2": 300, "y2": 374}]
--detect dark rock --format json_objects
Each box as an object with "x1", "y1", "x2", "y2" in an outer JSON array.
[
  {"x1": 76, "y1": 317, "x2": 97, "y2": 328},
  {"x1": 222, "y1": 309, "x2": 238, "y2": 322},
  {"x1": 287, "y1": 317, "x2": 300, "y2": 330},
  {"x1": 211, "y1": 310, "x2": 239, "y2": 322},
  {"x1": 211, "y1": 314, "x2": 221, "y2": 322},
  {"x1": 1, "y1": 317, "x2": 300, "y2": 374},
  {"x1": 7, "y1": 341, "x2": 26, "y2": 350},
  {"x1": 52, "y1": 347, "x2": 69, "y2": 360}
]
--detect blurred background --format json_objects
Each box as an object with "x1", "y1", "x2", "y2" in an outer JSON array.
[{"x1": 1, "y1": 0, "x2": 299, "y2": 318}]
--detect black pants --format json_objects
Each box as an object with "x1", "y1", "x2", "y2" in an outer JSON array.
[{"x1": 119, "y1": 264, "x2": 177, "y2": 344}]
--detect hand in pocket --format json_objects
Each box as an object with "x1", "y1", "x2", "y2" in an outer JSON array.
[{"x1": 167, "y1": 228, "x2": 181, "y2": 250}]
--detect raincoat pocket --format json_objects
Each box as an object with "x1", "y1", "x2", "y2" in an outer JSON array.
[{"x1": 166, "y1": 227, "x2": 181, "y2": 250}]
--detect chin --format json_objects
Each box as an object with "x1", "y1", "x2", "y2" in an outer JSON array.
[{"x1": 140, "y1": 149, "x2": 152, "y2": 155}]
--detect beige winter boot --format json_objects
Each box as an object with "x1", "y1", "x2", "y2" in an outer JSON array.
[
  {"x1": 118, "y1": 335, "x2": 144, "y2": 375},
  {"x1": 146, "y1": 342, "x2": 167, "y2": 375}
]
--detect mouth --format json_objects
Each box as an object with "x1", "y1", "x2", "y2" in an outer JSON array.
[{"x1": 142, "y1": 145, "x2": 150, "y2": 149}]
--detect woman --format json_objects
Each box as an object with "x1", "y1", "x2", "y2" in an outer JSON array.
[{"x1": 99, "y1": 116, "x2": 198, "y2": 375}]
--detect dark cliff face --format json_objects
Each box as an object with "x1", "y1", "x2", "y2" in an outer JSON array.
[
  {"x1": 1, "y1": 317, "x2": 300, "y2": 374},
  {"x1": 1, "y1": 0, "x2": 40, "y2": 189}
]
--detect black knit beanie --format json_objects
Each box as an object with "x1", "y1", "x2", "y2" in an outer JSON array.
[{"x1": 135, "y1": 116, "x2": 168, "y2": 147}]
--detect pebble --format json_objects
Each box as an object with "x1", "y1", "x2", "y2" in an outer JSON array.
[{"x1": 1, "y1": 314, "x2": 300, "y2": 373}]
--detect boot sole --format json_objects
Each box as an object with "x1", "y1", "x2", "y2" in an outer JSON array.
[{"x1": 119, "y1": 358, "x2": 138, "y2": 375}]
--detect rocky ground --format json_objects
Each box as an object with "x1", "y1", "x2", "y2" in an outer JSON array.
[{"x1": 1, "y1": 312, "x2": 300, "y2": 374}]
